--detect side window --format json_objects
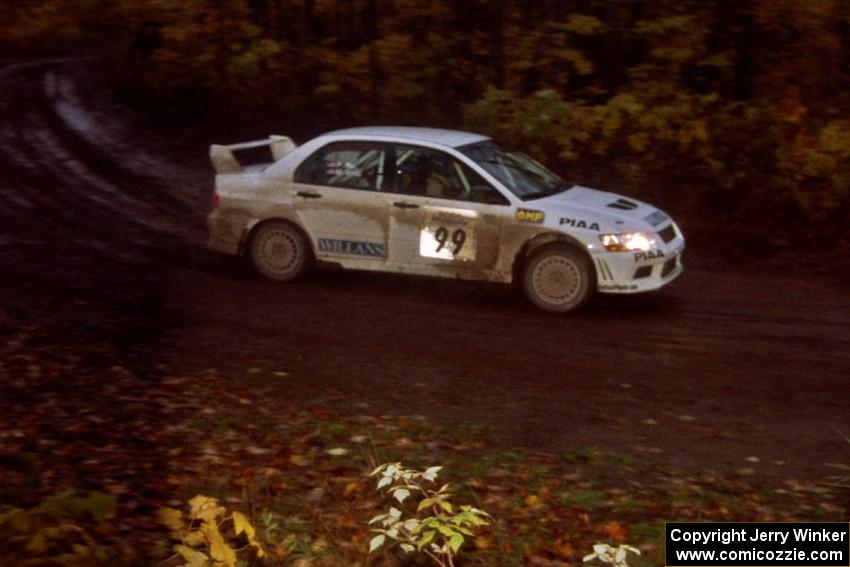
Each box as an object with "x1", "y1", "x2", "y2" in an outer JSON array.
[
  {"x1": 392, "y1": 144, "x2": 509, "y2": 205},
  {"x1": 454, "y1": 160, "x2": 511, "y2": 205},
  {"x1": 295, "y1": 142, "x2": 386, "y2": 191}
]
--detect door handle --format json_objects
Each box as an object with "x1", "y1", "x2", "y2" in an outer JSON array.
[
  {"x1": 296, "y1": 191, "x2": 322, "y2": 199},
  {"x1": 392, "y1": 201, "x2": 419, "y2": 209}
]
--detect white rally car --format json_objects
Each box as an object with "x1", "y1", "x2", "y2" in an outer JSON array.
[{"x1": 207, "y1": 127, "x2": 684, "y2": 313}]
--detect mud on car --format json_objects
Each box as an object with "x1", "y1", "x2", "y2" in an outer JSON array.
[{"x1": 207, "y1": 126, "x2": 684, "y2": 313}]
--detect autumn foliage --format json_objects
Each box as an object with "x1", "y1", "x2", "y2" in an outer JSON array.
[
  {"x1": 2, "y1": 0, "x2": 849, "y2": 236},
  {"x1": 158, "y1": 495, "x2": 265, "y2": 567}
]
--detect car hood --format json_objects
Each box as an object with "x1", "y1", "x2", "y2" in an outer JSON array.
[{"x1": 532, "y1": 185, "x2": 669, "y2": 232}]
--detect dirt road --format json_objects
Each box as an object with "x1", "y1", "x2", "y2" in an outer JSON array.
[{"x1": 2, "y1": 59, "x2": 848, "y2": 481}]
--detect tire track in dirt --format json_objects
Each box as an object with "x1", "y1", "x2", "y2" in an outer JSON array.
[
  {"x1": 0, "y1": 60, "x2": 191, "y2": 332},
  {"x1": 40, "y1": 70, "x2": 198, "y2": 218}
]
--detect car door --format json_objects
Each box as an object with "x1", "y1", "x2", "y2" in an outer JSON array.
[
  {"x1": 385, "y1": 144, "x2": 512, "y2": 274},
  {"x1": 292, "y1": 141, "x2": 392, "y2": 264}
]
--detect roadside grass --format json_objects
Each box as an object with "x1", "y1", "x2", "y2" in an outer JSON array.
[{"x1": 0, "y1": 326, "x2": 848, "y2": 566}]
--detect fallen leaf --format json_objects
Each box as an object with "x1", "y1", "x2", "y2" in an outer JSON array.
[
  {"x1": 289, "y1": 454, "x2": 311, "y2": 466},
  {"x1": 525, "y1": 494, "x2": 542, "y2": 507},
  {"x1": 475, "y1": 535, "x2": 492, "y2": 550},
  {"x1": 552, "y1": 538, "x2": 576, "y2": 558},
  {"x1": 600, "y1": 521, "x2": 629, "y2": 542}
]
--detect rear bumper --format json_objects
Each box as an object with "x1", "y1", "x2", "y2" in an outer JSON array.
[
  {"x1": 208, "y1": 235, "x2": 240, "y2": 255},
  {"x1": 207, "y1": 209, "x2": 246, "y2": 255}
]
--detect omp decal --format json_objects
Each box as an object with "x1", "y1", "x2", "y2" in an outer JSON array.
[
  {"x1": 516, "y1": 209, "x2": 545, "y2": 223},
  {"x1": 644, "y1": 210, "x2": 669, "y2": 227},
  {"x1": 559, "y1": 217, "x2": 600, "y2": 231},
  {"x1": 318, "y1": 238, "x2": 385, "y2": 257},
  {"x1": 634, "y1": 250, "x2": 664, "y2": 262},
  {"x1": 607, "y1": 198, "x2": 638, "y2": 210}
]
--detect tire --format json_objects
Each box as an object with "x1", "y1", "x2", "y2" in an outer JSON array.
[
  {"x1": 522, "y1": 244, "x2": 595, "y2": 313},
  {"x1": 249, "y1": 222, "x2": 311, "y2": 281}
]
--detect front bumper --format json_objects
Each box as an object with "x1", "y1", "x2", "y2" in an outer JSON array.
[{"x1": 594, "y1": 222, "x2": 685, "y2": 294}]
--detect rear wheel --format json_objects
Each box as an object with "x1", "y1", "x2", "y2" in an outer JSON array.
[
  {"x1": 249, "y1": 222, "x2": 311, "y2": 281},
  {"x1": 523, "y1": 245, "x2": 594, "y2": 313}
]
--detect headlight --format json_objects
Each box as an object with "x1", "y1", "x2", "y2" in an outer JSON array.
[{"x1": 599, "y1": 232, "x2": 657, "y2": 252}]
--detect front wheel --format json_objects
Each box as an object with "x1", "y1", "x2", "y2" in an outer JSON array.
[
  {"x1": 522, "y1": 245, "x2": 595, "y2": 313},
  {"x1": 249, "y1": 222, "x2": 311, "y2": 281}
]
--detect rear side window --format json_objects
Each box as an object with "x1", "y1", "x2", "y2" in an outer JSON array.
[{"x1": 295, "y1": 142, "x2": 386, "y2": 191}]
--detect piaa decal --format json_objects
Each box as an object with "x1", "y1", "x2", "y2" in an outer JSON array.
[
  {"x1": 634, "y1": 250, "x2": 664, "y2": 262},
  {"x1": 559, "y1": 217, "x2": 600, "y2": 231}
]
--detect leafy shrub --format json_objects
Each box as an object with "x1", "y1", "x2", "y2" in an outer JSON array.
[
  {"x1": 158, "y1": 495, "x2": 265, "y2": 567},
  {"x1": 465, "y1": 86, "x2": 850, "y2": 226},
  {"x1": 368, "y1": 462, "x2": 490, "y2": 567}
]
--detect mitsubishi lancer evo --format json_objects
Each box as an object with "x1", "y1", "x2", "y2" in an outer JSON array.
[{"x1": 207, "y1": 126, "x2": 684, "y2": 313}]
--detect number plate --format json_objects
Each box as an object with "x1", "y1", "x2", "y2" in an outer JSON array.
[{"x1": 419, "y1": 207, "x2": 477, "y2": 261}]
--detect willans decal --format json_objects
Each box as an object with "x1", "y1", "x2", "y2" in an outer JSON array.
[{"x1": 318, "y1": 238, "x2": 385, "y2": 257}]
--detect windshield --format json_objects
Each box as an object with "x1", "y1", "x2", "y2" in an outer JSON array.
[{"x1": 458, "y1": 141, "x2": 572, "y2": 200}]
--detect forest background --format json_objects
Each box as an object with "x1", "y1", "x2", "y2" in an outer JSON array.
[{"x1": 3, "y1": 0, "x2": 850, "y2": 247}]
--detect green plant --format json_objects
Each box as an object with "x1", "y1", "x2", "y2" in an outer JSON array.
[
  {"x1": 158, "y1": 495, "x2": 265, "y2": 567},
  {"x1": 368, "y1": 463, "x2": 490, "y2": 567}
]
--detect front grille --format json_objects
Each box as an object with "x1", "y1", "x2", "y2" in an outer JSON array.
[
  {"x1": 633, "y1": 265, "x2": 652, "y2": 279},
  {"x1": 660, "y1": 257, "x2": 677, "y2": 278},
  {"x1": 658, "y1": 224, "x2": 676, "y2": 244}
]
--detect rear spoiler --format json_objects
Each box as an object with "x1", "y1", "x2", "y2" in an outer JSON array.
[{"x1": 209, "y1": 135, "x2": 297, "y2": 174}]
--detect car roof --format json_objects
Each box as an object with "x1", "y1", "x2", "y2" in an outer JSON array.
[{"x1": 321, "y1": 126, "x2": 490, "y2": 148}]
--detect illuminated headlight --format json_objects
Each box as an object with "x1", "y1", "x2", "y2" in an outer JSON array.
[{"x1": 599, "y1": 232, "x2": 657, "y2": 252}]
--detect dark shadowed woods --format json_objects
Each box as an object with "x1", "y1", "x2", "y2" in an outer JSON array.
[{"x1": 4, "y1": 0, "x2": 849, "y2": 240}]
